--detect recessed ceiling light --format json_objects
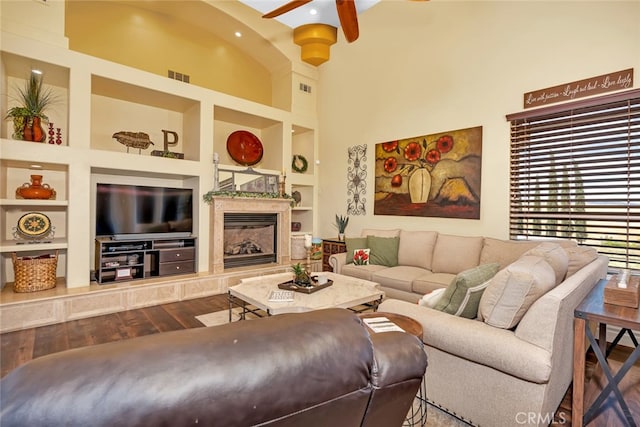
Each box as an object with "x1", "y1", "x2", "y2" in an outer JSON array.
[
  {"x1": 309, "y1": 8, "x2": 317, "y2": 15},
  {"x1": 234, "y1": 31, "x2": 242, "y2": 38}
]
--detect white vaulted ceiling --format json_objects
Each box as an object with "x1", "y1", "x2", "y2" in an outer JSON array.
[{"x1": 238, "y1": 0, "x2": 379, "y2": 29}]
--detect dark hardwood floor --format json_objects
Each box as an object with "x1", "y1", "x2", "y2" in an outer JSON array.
[
  {"x1": 0, "y1": 294, "x2": 229, "y2": 378},
  {"x1": 1, "y1": 294, "x2": 638, "y2": 426}
]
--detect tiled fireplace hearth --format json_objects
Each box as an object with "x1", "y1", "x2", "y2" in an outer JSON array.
[{"x1": 209, "y1": 197, "x2": 291, "y2": 274}]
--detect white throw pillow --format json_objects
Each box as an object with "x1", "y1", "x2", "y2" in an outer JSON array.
[{"x1": 418, "y1": 288, "x2": 446, "y2": 308}]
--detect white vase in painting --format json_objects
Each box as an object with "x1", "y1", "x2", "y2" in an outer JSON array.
[{"x1": 408, "y1": 168, "x2": 431, "y2": 204}]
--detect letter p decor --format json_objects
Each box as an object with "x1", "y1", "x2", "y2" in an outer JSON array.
[{"x1": 161, "y1": 129, "x2": 179, "y2": 151}]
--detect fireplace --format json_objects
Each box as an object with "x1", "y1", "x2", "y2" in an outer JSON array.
[
  {"x1": 209, "y1": 197, "x2": 291, "y2": 274},
  {"x1": 223, "y1": 213, "x2": 277, "y2": 269}
]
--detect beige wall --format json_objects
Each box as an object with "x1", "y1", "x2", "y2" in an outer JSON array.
[
  {"x1": 0, "y1": 0, "x2": 68, "y2": 47},
  {"x1": 65, "y1": 1, "x2": 273, "y2": 105},
  {"x1": 316, "y1": 0, "x2": 640, "y2": 240}
]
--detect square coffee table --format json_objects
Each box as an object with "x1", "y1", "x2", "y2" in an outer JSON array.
[{"x1": 228, "y1": 271, "x2": 384, "y2": 321}]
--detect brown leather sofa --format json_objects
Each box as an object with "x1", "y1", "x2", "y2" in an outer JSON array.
[{"x1": 0, "y1": 308, "x2": 427, "y2": 427}]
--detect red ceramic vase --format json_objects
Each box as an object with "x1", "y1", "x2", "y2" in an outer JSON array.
[{"x1": 16, "y1": 175, "x2": 56, "y2": 199}]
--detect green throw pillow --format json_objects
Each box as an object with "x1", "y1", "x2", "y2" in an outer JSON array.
[
  {"x1": 433, "y1": 263, "x2": 500, "y2": 318},
  {"x1": 367, "y1": 235, "x2": 400, "y2": 267},
  {"x1": 345, "y1": 237, "x2": 368, "y2": 264}
]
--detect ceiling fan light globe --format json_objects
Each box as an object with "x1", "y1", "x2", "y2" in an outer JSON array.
[{"x1": 293, "y1": 23, "x2": 338, "y2": 66}]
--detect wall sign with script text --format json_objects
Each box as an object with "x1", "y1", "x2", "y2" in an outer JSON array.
[{"x1": 524, "y1": 69, "x2": 633, "y2": 108}]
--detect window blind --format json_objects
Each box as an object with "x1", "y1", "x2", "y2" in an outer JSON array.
[{"x1": 506, "y1": 88, "x2": 640, "y2": 271}]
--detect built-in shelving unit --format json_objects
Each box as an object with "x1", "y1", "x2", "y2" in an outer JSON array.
[
  {"x1": 291, "y1": 184, "x2": 314, "y2": 236},
  {"x1": 91, "y1": 75, "x2": 201, "y2": 160},
  {"x1": 0, "y1": 159, "x2": 69, "y2": 283},
  {"x1": 289, "y1": 124, "x2": 317, "y2": 236},
  {"x1": 0, "y1": 31, "x2": 318, "y2": 290}
]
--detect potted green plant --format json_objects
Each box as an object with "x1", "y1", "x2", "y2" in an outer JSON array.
[
  {"x1": 335, "y1": 214, "x2": 349, "y2": 241},
  {"x1": 5, "y1": 73, "x2": 57, "y2": 142},
  {"x1": 5, "y1": 106, "x2": 30, "y2": 140},
  {"x1": 291, "y1": 262, "x2": 311, "y2": 286}
]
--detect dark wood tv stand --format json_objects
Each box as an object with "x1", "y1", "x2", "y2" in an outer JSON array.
[{"x1": 95, "y1": 237, "x2": 196, "y2": 284}]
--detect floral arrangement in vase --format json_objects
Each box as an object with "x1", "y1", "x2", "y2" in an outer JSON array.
[{"x1": 381, "y1": 135, "x2": 454, "y2": 203}]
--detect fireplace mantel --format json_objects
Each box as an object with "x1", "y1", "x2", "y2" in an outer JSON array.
[{"x1": 209, "y1": 197, "x2": 291, "y2": 274}]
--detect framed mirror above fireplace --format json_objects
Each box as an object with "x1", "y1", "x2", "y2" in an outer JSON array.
[{"x1": 218, "y1": 168, "x2": 279, "y2": 193}]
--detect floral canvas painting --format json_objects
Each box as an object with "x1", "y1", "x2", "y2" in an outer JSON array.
[{"x1": 374, "y1": 126, "x2": 482, "y2": 219}]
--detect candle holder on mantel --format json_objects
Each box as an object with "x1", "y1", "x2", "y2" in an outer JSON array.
[
  {"x1": 48, "y1": 123, "x2": 55, "y2": 144},
  {"x1": 304, "y1": 234, "x2": 312, "y2": 272},
  {"x1": 278, "y1": 172, "x2": 286, "y2": 197}
]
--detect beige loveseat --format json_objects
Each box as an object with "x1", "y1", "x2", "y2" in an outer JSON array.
[{"x1": 329, "y1": 229, "x2": 608, "y2": 426}]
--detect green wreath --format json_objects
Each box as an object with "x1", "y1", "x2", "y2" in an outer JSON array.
[{"x1": 291, "y1": 154, "x2": 309, "y2": 173}]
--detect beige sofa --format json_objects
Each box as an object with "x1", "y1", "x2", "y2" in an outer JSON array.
[{"x1": 330, "y1": 229, "x2": 608, "y2": 426}]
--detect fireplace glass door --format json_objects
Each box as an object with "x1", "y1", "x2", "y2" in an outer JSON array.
[{"x1": 223, "y1": 213, "x2": 277, "y2": 269}]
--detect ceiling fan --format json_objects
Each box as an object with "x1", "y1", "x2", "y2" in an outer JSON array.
[
  {"x1": 261, "y1": 0, "x2": 427, "y2": 66},
  {"x1": 262, "y1": 0, "x2": 360, "y2": 43},
  {"x1": 262, "y1": 0, "x2": 428, "y2": 43}
]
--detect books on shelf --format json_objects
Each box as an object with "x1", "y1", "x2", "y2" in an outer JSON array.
[
  {"x1": 362, "y1": 316, "x2": 405, "y2": 333},
  {"x1": 268, "y1": 290, "x2": 294, "y2": 302}
]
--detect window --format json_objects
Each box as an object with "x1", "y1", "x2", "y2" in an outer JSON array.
[{"x1": 507, "y1": 89, "x2": 640, "y2": 271}]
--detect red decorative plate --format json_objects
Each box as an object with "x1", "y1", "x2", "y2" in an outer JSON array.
[{"x1": 226, "y1": 130, "x2": 263, "y2": 166}]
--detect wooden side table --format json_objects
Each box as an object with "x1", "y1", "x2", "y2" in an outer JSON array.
[
  {"x1": 360, "y1": 312, "x2": 427, "y2": 427},
  {"x1": 573, "y1": 278, "x2": 640, "y2": 427},
  {"x1": 360, "y1": 312, "x2": 424, "y2": 338},
  {"x1": 322, "y1": 238, "x2": 346, "y2": 271}
]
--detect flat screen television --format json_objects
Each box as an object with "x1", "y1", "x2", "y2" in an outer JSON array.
[{"x1": 96, "y1": 183, "x2": 193, "y2": 240}]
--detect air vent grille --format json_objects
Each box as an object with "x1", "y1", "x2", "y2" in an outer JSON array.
[
  {"x1": 168, "y1": 70, "x2": 190, "y2": 83},
  {"x1": 299, "y1": 83, "x2": 312, "y2": 93}
]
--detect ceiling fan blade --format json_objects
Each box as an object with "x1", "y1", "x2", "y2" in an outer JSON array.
[
  {"x1": 263, "y1": 0, "x2": 313, "y2": 19},
  {"x1": 335, "y1": 0, "x2": 359, "y2": 43}
]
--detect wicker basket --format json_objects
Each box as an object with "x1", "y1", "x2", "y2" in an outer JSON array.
[{"x1": 12, "y1": 251, "x2": 58, "y2": 293}]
